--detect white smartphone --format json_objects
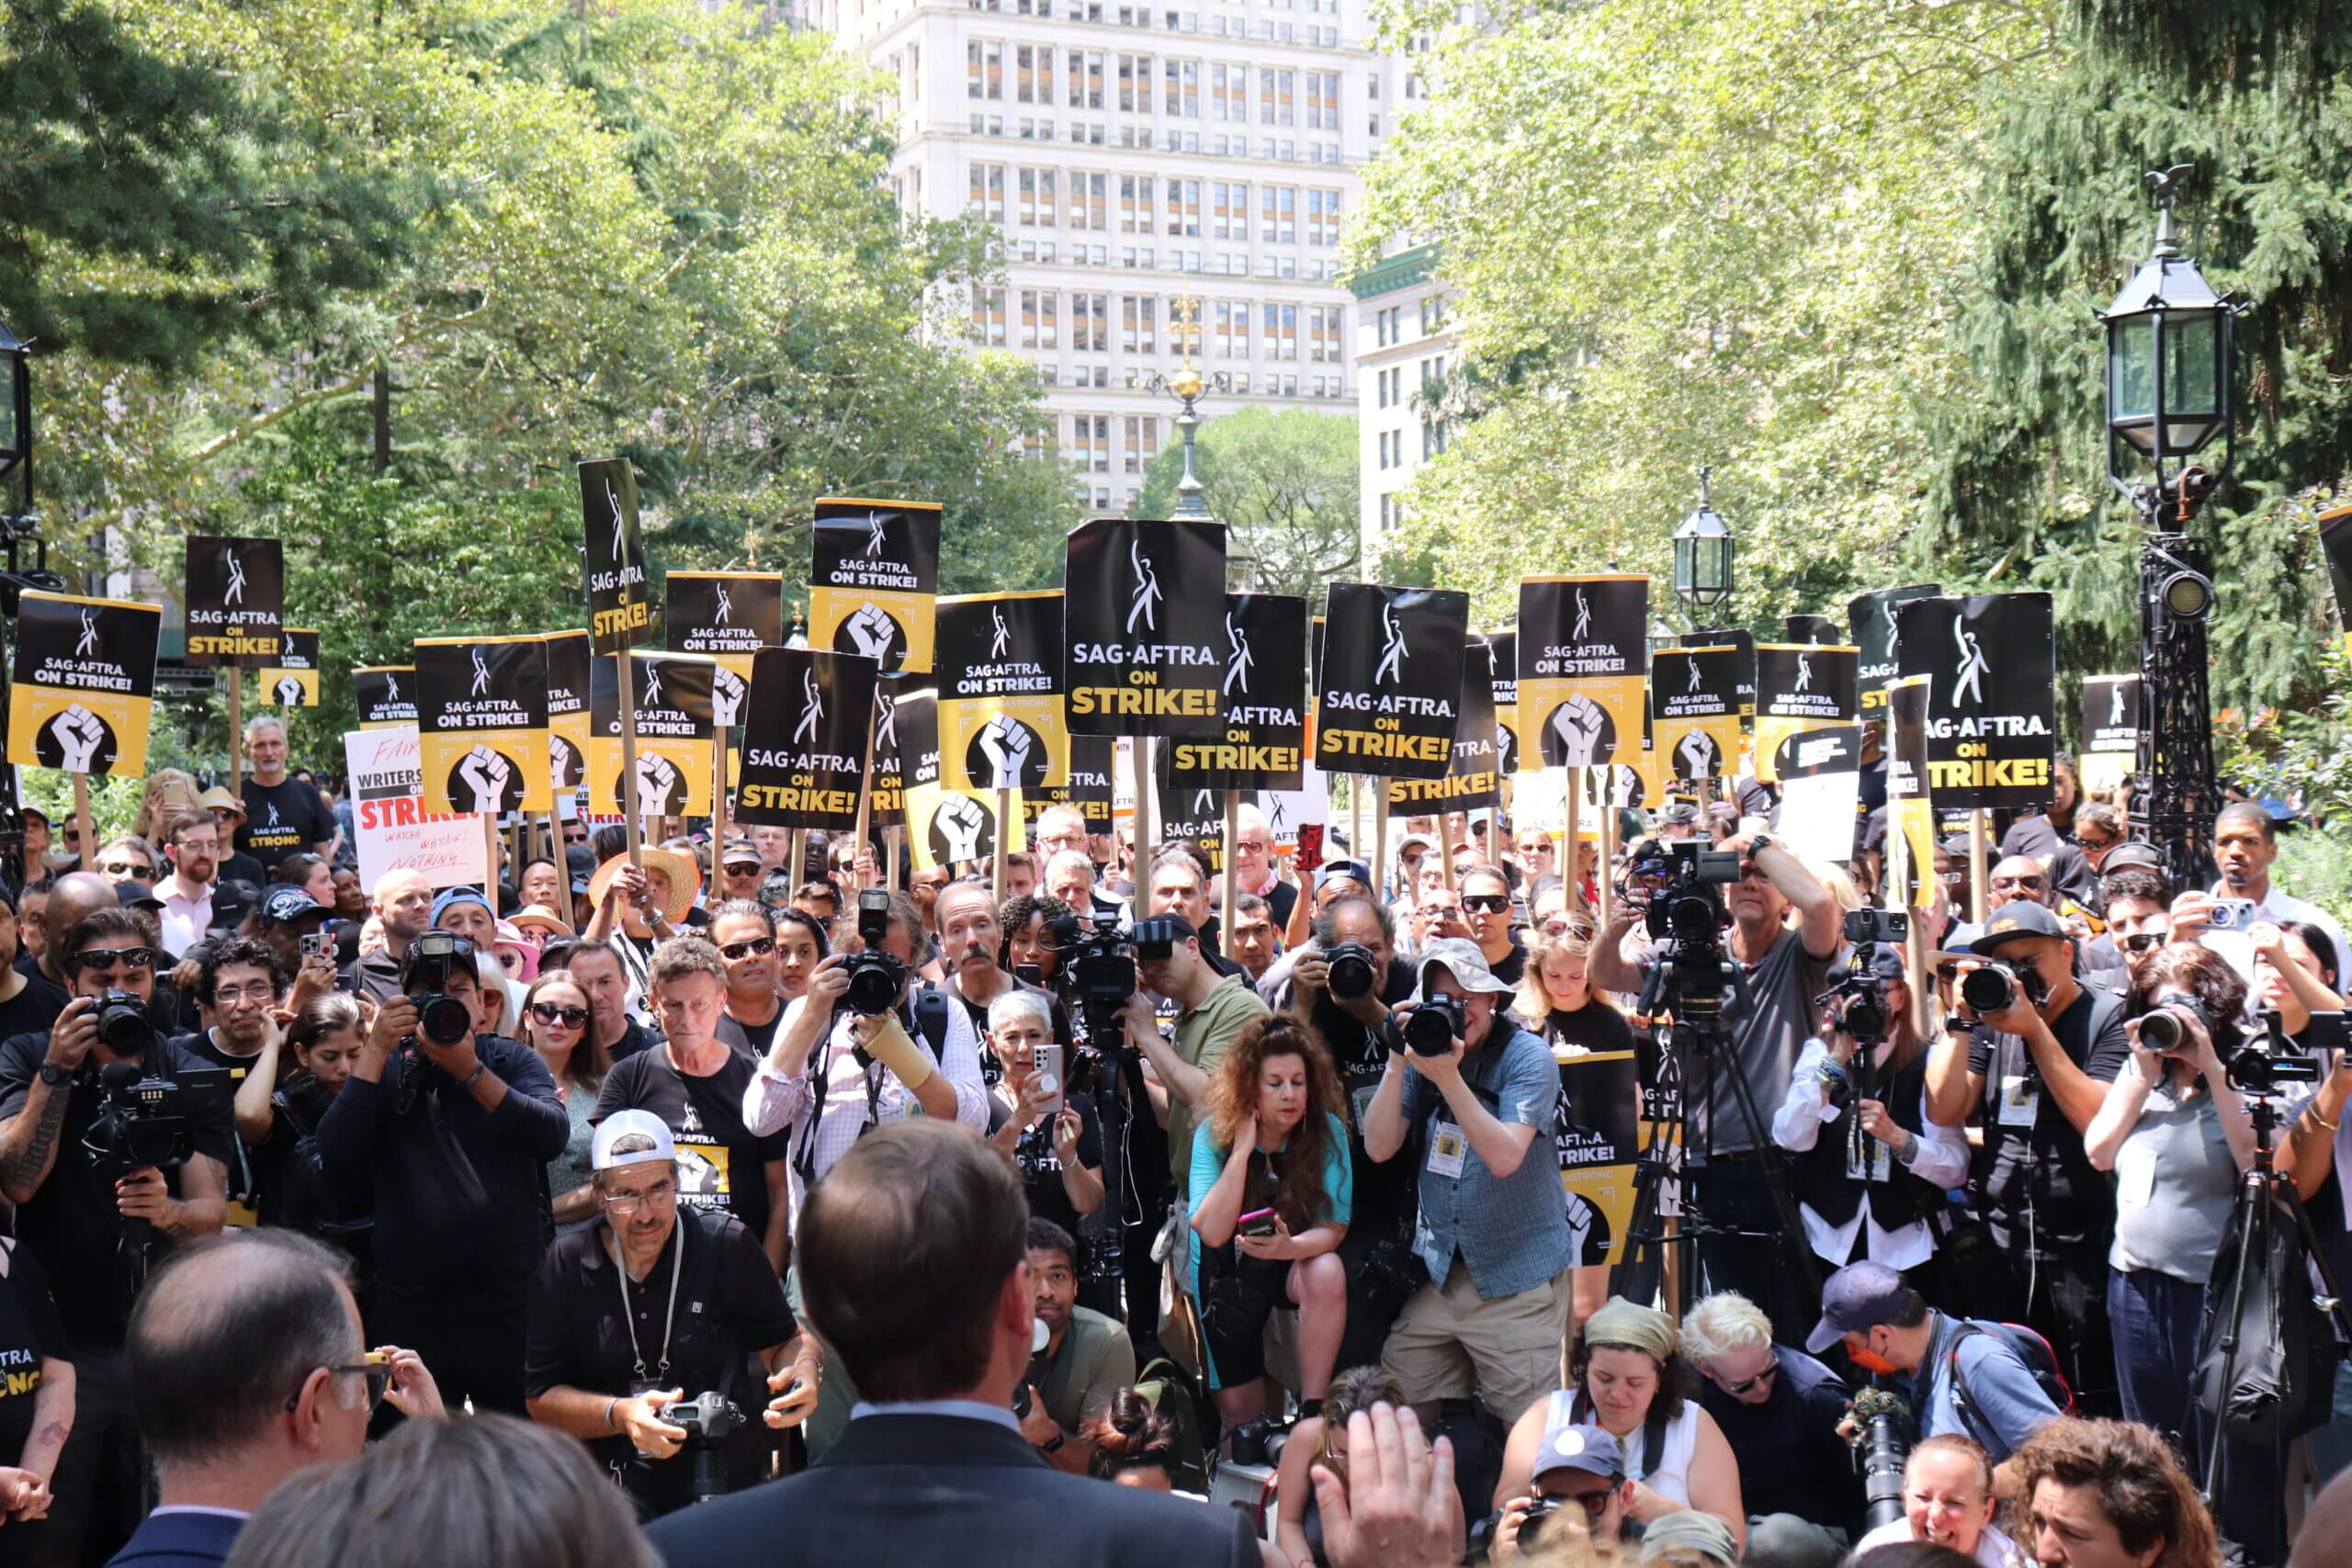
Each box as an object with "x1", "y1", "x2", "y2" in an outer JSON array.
[{"x1": 1034, "y1": 1043, "x2": 1065, "y2": 1115}]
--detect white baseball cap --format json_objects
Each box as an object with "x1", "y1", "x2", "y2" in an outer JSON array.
[{"x1": 591, "y1": 1110, "x2": 676, "y2": 1172}]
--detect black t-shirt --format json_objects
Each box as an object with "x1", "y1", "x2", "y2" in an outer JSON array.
[
  {"x1": 0, "y1": 1033, "x2": 237, "y2": 1350},
  {"x1": 610, "y1": 1017, "x2": 662, "y2": 1063},
  {"x1": 1487, "y1": 934, "x2": 1527, "y2": 989},
  {"x1": 1012, "y1": 1089, "x2": 1102, "y2": 1238},
  {"x1": 220, "y1": 850, "x2": 269, "y2": 889},
  {"x1": 174, "y1": 1028, "x2": 269, "y2": 1214},
  {"x1": 717, "y1": 1006, "x2": 784, "y2": 1059},
  {"x1": 1967, "y1": 985, "x2": 2132, "y2": 1251},
  {"x1": 526, "y1": 1207, "x2": 796, "y2": 1517},
  {"x1": 1539, "y1": 1000, "x2": 1634, "y2": 1056},
  {"x1": 239, "y1": 777, "x2": 335, "y2": 865},
  {"x1": 0, "y1": 1238, "x2": 66, "y2": 1462},
  {"x1": 594, "y1": 1047, "x2": 786, "y2": 1250},
  {"x1": 0, "y1": 973, "x2": 68, "y2": 1047},
  {"x1": 1304, "y1": 956, "x2": 1419, "y2": 1240},
  {"x1": 1701, "y1": 1346, "x2": 1857, "y2": 1529}
]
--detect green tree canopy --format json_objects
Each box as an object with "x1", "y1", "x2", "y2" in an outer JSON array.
[{"x1": 1135, "y1": 406, "x2": 1359, "y2": 599}]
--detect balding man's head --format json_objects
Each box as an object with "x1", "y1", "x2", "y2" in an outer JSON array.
[
  {"x1": 373, "y1": 868, "x2": 435, "y2": 946},
  {"x1": 1990, "y1": 855, "x2": 2051, "y2": 908},
  {"x1": 44, "y1": 872, "x2": 119, "y2": 970},
  {"x1": 129, "y1": 1231, "x2": 369, "y2": 1481}
]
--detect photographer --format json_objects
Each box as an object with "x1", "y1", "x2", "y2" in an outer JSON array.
[
  {"x1": 1120, "y1": 912, "x2": 1271, "y2": 1208},
  {"x1": 1924, "y1": 901, "x2": 2130, "y2": 1412},
  {"x1": 0, "y1": 908, "x2": 232, "y2": 1564},
  {"x1": 2082, "y1": 942, "x2": 2276, "y2": 1562},
  {"x1": 1771, "y1": 943, "x2": 1967, "y2": 1274},
  {"x1": 243, "y1": 994, "x2": 369, "y2": 1253},
  {"x1": 314, "y1": 936, "x2": 567, "y2": 1417},
  {"x1": 1589, "y1": 833, "x2": 1843, "y2": 1325},
  {"x1": 1363, "y1": 939, "x2": 1571, "y2": 1427},
  {"x1": 525, "y1": 1111, "x2": 819, "y2": 1521},
  {"x1": 1492, "y1": 1423, "x2": 1634, "y2": 1562},
  {"x1": 1807, "y1": 1261, "x2": 2059, "y2": 1474}
]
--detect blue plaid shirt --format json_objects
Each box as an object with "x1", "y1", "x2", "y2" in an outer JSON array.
[{"x1": 1398, "y1": 1019, "x2": 1572, "y2": 1299}]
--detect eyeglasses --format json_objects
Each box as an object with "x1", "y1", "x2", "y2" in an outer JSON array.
[
  {"x1": 211, "y1": 982, "x2": 279, "y2": 1005},
  {"x1": 285, "y1": 1361, "x2": 391, "y2": 1414},
  {"x1": 71, "y1": 944, "x2": 154, "y2": 973},
  {"x1": 530, "y1": 1001, "x2": 591, "y2": 1028},
  {"x1": 600, "y1": 1180, "x2": 679, "y2": 1214},
  {"x1": 1461, "y1": 894, "x2": 1510, "y2": 915},
  {"x1": 1543, "y1": 918, "x2": 1596, "y2": 939},
  {"x1": 719, "y1": 937, "x2": 776, "y2": 961},
  {"x1": 1991, "y1": 874, "x2": 2048, "y2": 891},
  {"x1": 98, "y1": 860, "x2": 151, "y2": 878},
  {"x1": 2123, "y1": 932, "x2": 2167, "y2": 953},
  {"x1": 1421, "y1": 904, "x2": 1460, "y2": 919},
  {"x1": 1712, "y1": 1361, "x2": 1778, "y2": 1396},
  {"x1": 2076, "y1": 835, "x2": 2119, "y2": 853},
  {"x1": 175, "y1": 838, "x2": 220, "y2": 855}
]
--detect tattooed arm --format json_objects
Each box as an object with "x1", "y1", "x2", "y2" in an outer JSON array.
[{"x1": 0, "y1": 999, "x2": 97, "y2": 1205}]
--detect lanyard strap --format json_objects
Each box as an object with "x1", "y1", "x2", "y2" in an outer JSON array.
[{"x1": 616, "y1": 1216, "x2": 685, "y2": 1385}]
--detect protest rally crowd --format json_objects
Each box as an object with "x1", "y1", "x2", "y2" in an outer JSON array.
[{"x1": 3, "y1": 705, "x2": 2350, "y2": 1568}]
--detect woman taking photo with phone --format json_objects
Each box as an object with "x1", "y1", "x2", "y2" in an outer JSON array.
[
  {"x1": 522, "y1": 971, "x2": 608, "y2": 1230},
  {"x1": 1187, "y1": 1017, "x2": 1352, "y2": 1435}
]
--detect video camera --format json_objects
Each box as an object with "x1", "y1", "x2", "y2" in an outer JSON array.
[
  {"x1": 1623, "y1": 839, "x2": 1741, "y2": 1016},
  {"x1": 401, "y1": 931, "x2": 477, "y2": 1047},
  {"x1": 2222, "y1": 1009, "x2": 2324, "y2": 1094},
  {"x1": 842, "y1": 889, "x2": 909, "y2": 1017},
  {"x1": 1814, "y1": 910, "x2": 1909, "y2": 1049},
  {"x1": 84, "y1": 1059, "x2": 207, "y2": 1174}
]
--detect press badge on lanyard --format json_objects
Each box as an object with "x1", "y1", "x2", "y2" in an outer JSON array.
[
  {"x1": 1998, "y1": 1074, "x2": 2040, "y2": 1128},
  {"x1": 1427, "y1": 1121, "x2": 1468, "y2": 1179}
]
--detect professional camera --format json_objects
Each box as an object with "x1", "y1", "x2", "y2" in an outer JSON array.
[
  {"x1": 401, "y1": 931, "x2": 477, "y2": 1047},
  {"x1": 1402, "y1": 993, "x2": 1467, "y2": 1056},
  {"x1": 1959, "y1": 962, "x2": 2022, "y2": 1016},
  {"x1": 1324, "y1": 941, "x2": 1378, "y2": 1002},
  {"x1": 2222, "y1": 1010, "x2": 2322, "y2": 1094},
  {"x1": 670, "y1": 1390, "x2": 748, "y2": 1505},
  {"x1": 1844, "y1": 1387, "x2": 1915, "y2": 1532},
  {"x1": 1516, "y1": 1496, "x2": 1564, "y2": 1551},
  {"x1": 2137, "y1": 989, "x2": 2211, "y2": 1055},
  {"x1": 84, "y1": 1060, "x2": 204, "y2": 1173},
  {"x1": 94, "y1": 988, "x2": 157, "y2": 1057},
  {"x1": 842, "y1": 888, "x2": 909, "y2": 1016},
  {"x1": 1050, "y1": 908, "x2": 1137, "y2": 1016},
  {"x1": 1622, "y1": 839, "x2": 1740, "y2": 1016},
  {"x1": 1225, "y1": 1412, "x2": 1293, "y2": 1468},
  {"x1": 1815, "y1": 913, "x2": 1909, "y2": 1048}
]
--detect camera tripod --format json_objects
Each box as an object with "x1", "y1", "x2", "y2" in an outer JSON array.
[
  {"x1": 2195, "y1": 1085, "x2": 2352, "y2": 1527},
  {"x1": 1611, "y1": 949, "x2": 1822, "y2": 1331}
]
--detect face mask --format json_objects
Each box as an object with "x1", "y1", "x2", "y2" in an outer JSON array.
[{"x1": 1846, "y1": 1338, "x2": 1899, "y2": 1376}]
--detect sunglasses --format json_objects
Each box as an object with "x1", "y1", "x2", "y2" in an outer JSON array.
[
  {"x1": 719, "y1": 937, "x2": 776, "y2": 961},
  {"x1": 1542, "y1": 918, "x2": 1596, "y2": 939},
  {"x1": 1713, "y1": 1361, "x2": 1778, "y2": 1396},
  {"x1": 2123, "y1": 932, "x2": 2167, "y2": 953},
  {"x1": 1992, "y1": 875, "x2": 2047, "y2": 891},
  {"x1": 98, "y1": 859, "x2": 152, "y2": 878},
  {"x1": 2076, "y1": 836, "x2": 2119, "y2": 853},
  {"x1": 529, "y1": 1001, "x2": 591, "y2": 1028},
  {"x1": 71, "y1": 944, "x2": 154, "y2": 973},
  {"x1": 1462, "y1": 894, "x2": 1510, "y2": 915}
]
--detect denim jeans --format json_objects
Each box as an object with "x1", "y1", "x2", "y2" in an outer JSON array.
[{"x1": 2108, "y1": 1267, "x2": 2281, "y2": 1562}]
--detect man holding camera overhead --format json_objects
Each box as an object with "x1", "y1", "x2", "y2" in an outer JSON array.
[
  {"x1": 0, "y1": 906, "x2": 233, "y2": 1564},
  {"x1": 526, "y1": 1111, "x2": 820, "y2": 1521},
  {"x1": 1923, "y1": 900, "x2": 2131, "y2": 1416},
  {"x1": 1363, "y1": 937, "x2": 1570, "y2": 1426},
  {"x1": 314, "y1": 931, "x2": 568, "y2": 1419}
]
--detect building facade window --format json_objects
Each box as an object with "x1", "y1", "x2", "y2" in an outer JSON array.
[{"x1": 972, "y1": 288, "x2": 1008, "y2": 346}]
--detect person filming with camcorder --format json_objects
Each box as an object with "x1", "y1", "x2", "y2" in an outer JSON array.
[
  {"x1": 315, "y1": 929, "x2": 567, "y2": 1420},
  {"x1": 526, "y1": 1111, "x2": 821, "y2": 1520},
  {"x1": 1772, "y1": 916, "x2": 1969, "y2": 1277},
  {"x1": 0, "y1": 906, "x2": 232, "y2": 1564}
]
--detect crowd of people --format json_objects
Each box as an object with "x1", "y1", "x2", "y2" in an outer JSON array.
[{"x1": 0, "y1": 719, "x2": 2346, "y2": 1568}]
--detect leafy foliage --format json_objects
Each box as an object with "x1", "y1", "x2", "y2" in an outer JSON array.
[{"x1": 1135, "y1": 406, "x2": 1360, "y2": 599}]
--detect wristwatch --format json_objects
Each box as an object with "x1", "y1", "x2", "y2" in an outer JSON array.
[
  {"x1": 1748, "y1": 833, "x2": 1777, "y2": 858},
  {"x1": 1038, "y1": 1431, "x2": 1066, "y2": 1454},
  {"x1": 37, "y1": 1060, "x2": 70, "y2": 1087}
]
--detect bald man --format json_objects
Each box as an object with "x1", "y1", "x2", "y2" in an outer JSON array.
[
  {"x1": 341, "y1": 869, "x2": 435, "y2": 1006},
  {"x1": 23, "y1": 872, "x2": 118, "y2": 992}
]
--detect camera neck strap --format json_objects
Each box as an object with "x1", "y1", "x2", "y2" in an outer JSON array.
[{"x1": 614, "y1": 1210, "x2": 686, "y2": 1387}]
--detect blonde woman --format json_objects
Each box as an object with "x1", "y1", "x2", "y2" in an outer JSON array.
[
  {"x1": 131, "y1": 769, "x2": 203, "y2": 842},
  {"x1": 1517, "y1": 919, "x2": 1635, "y2": 1336}
]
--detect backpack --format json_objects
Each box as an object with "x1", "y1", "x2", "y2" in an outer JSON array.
[
  {"x1": 1946, "y1": 1321, "x2": 2075, "y2": 1456},
  {"x1": 1131, "y1": 1354, "x2": 1211, "y2": 1495},
  {"x1": 911, "y1": 986, "x2": 950, "y2": 1060},
  {"x1": 2195, "y1": 1202, "x2": 2343, "y2": 1445}
]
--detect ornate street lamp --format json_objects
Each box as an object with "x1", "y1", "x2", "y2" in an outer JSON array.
[
  {"x1": 1671, "y1": 466, "x2": 1734, "y2": 615},
  {"x1": 1146, "y1": 292, "x2": 1227, "y2": 522},
  {"x1": 2097, "y1": 164, "x2": 2240, "y2": 887}
]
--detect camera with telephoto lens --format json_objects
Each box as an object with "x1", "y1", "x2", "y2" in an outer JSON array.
[
  {"x1": 1403, "y1": 992, "x2": 1467, "y2": 1056},
  {"x1": 401, "y1": 931, "x2": 477, "y2": 1047},
  {"x1": 2137, "y1": 989, "x2": 2210, "y2": 1055},
  {"x1": 843, "y1": 889, "x2": 909, "y2": 1016},
  {"x1": 1324, "y1": 941, "x2": 1378, "y2": 1002},
  {"x1": 1845, "y1": 1387, "x2": 1915, "y2": 1532},
  {"x1": 669, "y1": 1390, "x2": 747, "y2": 1505},
  {"x1": 1225, "y1": 1412, "x2": 1293, "y2": 1468}
]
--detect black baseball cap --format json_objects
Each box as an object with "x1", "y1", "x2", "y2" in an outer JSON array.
[
  {"x1": 1971, "y1": 900, "x2": 2066, "y2": 953},
  {"x1": 259, "y1": 886, "x2": 329, "y2": 926},
  {"x1": 1806, "y1": 1259, "x2": 1910, "y2": 1353}
]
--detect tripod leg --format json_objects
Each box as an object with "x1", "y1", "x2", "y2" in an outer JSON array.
[{"x1": 2201, "y1": 1168, "x2": 2268, "y2": 1510}]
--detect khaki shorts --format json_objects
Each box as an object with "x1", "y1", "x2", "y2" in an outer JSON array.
[{"x1": 1380, "y1": 1263, "x2": 1565, "y2": 1427}]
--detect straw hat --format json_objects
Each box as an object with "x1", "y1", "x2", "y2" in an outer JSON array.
[
  {"x1": 586, "y1": 849, "x2": 702, "y2": 927},
  {"x1": 509, "y1": 905, "x2": 576, "y2": 939},
  {"x1": 198, "y1": 786, "x2": 246, "y2": 819}
]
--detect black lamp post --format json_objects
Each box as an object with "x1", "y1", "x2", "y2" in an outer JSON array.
[
  {"x1": 0, "y1": 317, "x2": 30, "y2": 529},
  {"x1": 1671, "y1": 466, "x2": 1735, "y2": 621},
  {"x1": 2098, "y1": 165, "x2": 2237, "y2": 888},
  {"x1": 0, "y1": 316, "x2": 59, "y2": 861}
]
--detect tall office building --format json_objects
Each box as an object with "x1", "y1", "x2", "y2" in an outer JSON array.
[
  {"x1": 806, "y1": 0, "x2": 1394, "y2": 513},
  {"x1": 1350, "y1": 238, "x2": 1453, "y2": 568}
]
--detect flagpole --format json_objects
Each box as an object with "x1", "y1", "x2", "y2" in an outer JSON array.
[
  {"x1": 618, "y1": 654, "x2": 643, "y2": 870},
  {"x1": 73, "y1": 773, "x2": 94, "y2": 875},
  {"x1": 1219, "y1": 789, "x2": 1238, "y2": 939},
  {"x1": 992, "y1": 789, "x2": 1012, "y2": 904},
  {"x1": 1967, "y1": 807, "x2": 1988, "y2": 924}
]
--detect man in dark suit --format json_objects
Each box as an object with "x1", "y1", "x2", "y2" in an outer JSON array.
[
  {"x1": 645, "y1": 1120, "x2": 1261, "y2": 1568},
  {"x1": 106, "y1": 1230, "x2": 442, "y2": 1567}
]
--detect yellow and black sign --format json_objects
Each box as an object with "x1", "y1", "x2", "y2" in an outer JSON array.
[
  {"x1": 935, "y1": 592, "x2": 1070, "y2": 793},
  {"x1": 1389, "y1": 635, "x2": 1502, "y2": 813},
  {"x1": 1161, "y1": 592, "x2": 1307, "y2": 791},
  {"x1": 355, "y1": 666, "x2": 418, "y2": 730},
  {"x1": 666, "y1": 571, "x2": 785, "y2": 682},
  {"x1": 1884, "y1": 673, "x2": 1939, "y2": 908},
  {"x1": 6, "y1": 592, "x2": 162, "y2": 777},
  {"x1": 1848, "y1": 584, "x2": 1941, "y2": 713},
  {"x1": 581, "y1": 458, "x2": 654, "y2": 655},
  {"x1": 1313, "y1": 583, "x2": 1468, "y2": 781},
  {"x1": 1555, "y1": 1049, "x2": 1645, "y2": 1270},
  {"x1": 1519, "y1": 574, "x2": 1647, "y2": 769},
  {"x1": 870, "y1": 678, "x2": 938, "y2": 830},
  {"x1": 258, "y1": 628, "x2": 321, "y2": 707},
  {"x1": 1483, "y1": 630, "x2": 1525, "y2": 780},
  {"x1": 589, "y1": 652, "x2": 716, "y2": 817},
  {"x1": 905, "y1": 778, "x2": 1027, "y2": 874},
  {"x1": 542, "y1": 630, "x2": 593, "y2": 799},
  {"x1": 808, "y1": 497, "x2": 941, "y2": 676},
  {"x1": 183, "y1": 536, "x2": 285, "y2": 666},
  {"x1": 1752, "y1": 643, "x2": 1858, "y2": 783},
  {"x1": 1896, "y1": 592, "x2": 2054, "y2": 811},
  {"x1": 413, "y1": 636, "x2": 553, "y2": 815},
  {"x1": 1650, "y1": 646, "x2": 1743, "y2": 785}
]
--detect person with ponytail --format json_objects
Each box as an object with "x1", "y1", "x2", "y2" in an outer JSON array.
[{"x1": 1085, "y1": 1390, "x2": 1179, "y2": 1491}]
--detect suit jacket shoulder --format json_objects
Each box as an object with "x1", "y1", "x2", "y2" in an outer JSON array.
[
  {"x1": 645, "y1": 1414, "x2": 1255, "y2": 1568},
  {"x1": 107, "y1": 1509, "x2": 246, "y2": 1567}
]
